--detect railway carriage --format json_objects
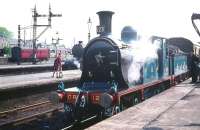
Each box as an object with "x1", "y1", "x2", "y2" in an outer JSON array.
[{"x1": 10, "y1": 47, "x2": 50, "y2": 62}]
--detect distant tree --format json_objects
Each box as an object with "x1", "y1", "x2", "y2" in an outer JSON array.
[
  {"x1": 0, "y1": 26, "x2": 13, "y2": 39},
  {"x1": 3, "y1": 46, "x2": 11, "y2": 57}
]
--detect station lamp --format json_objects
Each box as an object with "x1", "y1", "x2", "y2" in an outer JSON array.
[{"x1": 87, "y1": 17, "x2": 92, "y2": 41}]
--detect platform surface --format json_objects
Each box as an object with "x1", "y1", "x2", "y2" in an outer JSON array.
[
  {"x1": 87, "y1": 79, "x2": 200, "y2": 130},
  {"x1": 0, "y1": 70, "x2": 81, "y2": 91},
  {"x1": 0, "y1": 62, "x2": 53, "y2": 69}
]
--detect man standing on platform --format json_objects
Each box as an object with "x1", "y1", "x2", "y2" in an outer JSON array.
[
  {"x1": 190, "y1": 51, "x2": 199, "y2": 83},
  {"x1": 52, "y1": 53, "x2": 62, "y2": 78}
]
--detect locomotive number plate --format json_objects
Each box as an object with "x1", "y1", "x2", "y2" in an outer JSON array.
[{"x1": 96, "y1": 26, "x2": 105, "y2": 34}]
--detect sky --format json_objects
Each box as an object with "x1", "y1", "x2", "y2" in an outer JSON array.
[{"x1": 1, "y1": 0, "x2": 200, "y2": 48}]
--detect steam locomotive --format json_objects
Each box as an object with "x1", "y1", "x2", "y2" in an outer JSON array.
[{"x1": 57, "y1": 11, "x2": 189, "y2": 122}]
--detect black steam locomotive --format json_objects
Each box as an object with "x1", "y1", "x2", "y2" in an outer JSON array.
[{"x1": 57, "y1": 11, "x2": 189, "y2": 122}]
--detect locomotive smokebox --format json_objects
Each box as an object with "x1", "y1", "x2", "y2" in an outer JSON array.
[{"x1": 97, "y1": 11, "x2": 114, "y2": 36}]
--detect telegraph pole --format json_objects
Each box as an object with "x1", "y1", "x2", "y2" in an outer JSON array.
[
  {"x1": 32, "y1": 4, "x2": 62, "y2": 64},
  {"x1": 18, "y1": 25, "x2": 21, "y2": 47}
]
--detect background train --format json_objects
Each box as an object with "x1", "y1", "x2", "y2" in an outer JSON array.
[
  {"x1": 10, "y1": 47, "x2": 50, "y2": 63},
  {"x1": 56, "y1": 11, "x2": 191, "y2": 122},
  {"x1": 0, "y1": 46, "x2": 50, "y2": 63}
]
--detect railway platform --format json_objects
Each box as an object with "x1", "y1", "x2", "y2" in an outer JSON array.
[
  {"x1": 0, "y1": 60, "x2": 77, "y2": 75},
  {"x1": 0, "y1": 70, "x2": 81, "y2": 91},
  {"x1": 0, "y1": 62, "x2": 54, "y2": 75},
  {"x1": 87, "y1": 79, "x2": 200, "y2": 130}
]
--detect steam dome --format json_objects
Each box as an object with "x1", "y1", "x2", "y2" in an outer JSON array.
[{"x1": 121, "y1": 26, "x2": 137, "y2": 43}]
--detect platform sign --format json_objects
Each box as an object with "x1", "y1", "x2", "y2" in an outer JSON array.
[{"x1": 96, "y1": 26, "x2": 105, "y2": 34}]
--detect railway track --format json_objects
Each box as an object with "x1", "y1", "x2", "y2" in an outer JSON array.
[
  {"x1": 0, "y1": 83, "x2": 103, "y2": 129},
  {"x1": 0, "y1": 100, "x2": 101, "y2": 130},
  {"x1": 61, "y1": 115, "x2": 101, "y2": 130},
  {"x1": 0, "y1": 100, "x2": 63, "y2": 127}
]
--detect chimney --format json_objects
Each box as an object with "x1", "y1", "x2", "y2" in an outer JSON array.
[{"x1": 96, "y1": 11, "x2": 114, "y2": 36}]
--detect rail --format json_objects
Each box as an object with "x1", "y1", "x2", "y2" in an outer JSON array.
[{"x1": 0, "y1": 100, "x2": 63, "y2": 127}]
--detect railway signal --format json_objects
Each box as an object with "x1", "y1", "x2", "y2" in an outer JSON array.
[
  {"x1": 52, "y1": 32, "x2": 63, "y2": 57},
  {"x1": 32, "y1": 4, "x2": 62, "y2": 64}
]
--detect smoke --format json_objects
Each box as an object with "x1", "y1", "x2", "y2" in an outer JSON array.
[
  {"x1": 73, "y1": 59, "x2": 80, "y2": 69},
  {"x1": 121, "y1": 38, "x2": 161, "y2": 84},
  {"x1": 65, "y1": 56, "x2": 80, "y2": 69}
]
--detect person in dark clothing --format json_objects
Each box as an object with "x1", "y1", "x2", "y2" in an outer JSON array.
[
  {"x1": 52, "y1": 53, "x2": 62, "y2": 78},
  {"x1": 190, "y1": 51, "x2": 199, "y2": 83}
]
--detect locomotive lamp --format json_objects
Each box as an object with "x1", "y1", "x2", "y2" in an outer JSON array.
[{"x1": 87, "y1": 17, "x2": 92, "y2": 41}]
